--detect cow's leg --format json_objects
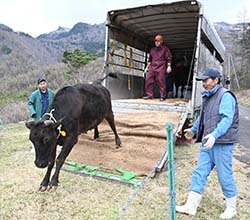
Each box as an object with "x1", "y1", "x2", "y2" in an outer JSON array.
[
  {"x1": 105, "y1": 112, "x2": 121, "y2": 147},
  {"x1": 48, "y1": 135, "x2": 78, "y2": 191},
  {"x1": 175, "y1": 84, "x2": 179, "y2": 98},
  {"x1": 180, "y1": 85, "x2": 184, "y2": 98},
  {"x1": 94, "y1": 126, "x2": 99, "y2": 140},
  {"x1": 39, "y1": 147, "x2": 57, "y2": 191}
]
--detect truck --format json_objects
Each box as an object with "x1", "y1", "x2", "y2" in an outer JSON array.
[
  {"x1": 67, "y1": 0, "x2": 227, "y2": 183},
  {"x1": 101, "y1": 0, "x2": 227, "y2": 172}
]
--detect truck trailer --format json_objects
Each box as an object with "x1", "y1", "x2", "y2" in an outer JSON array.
[{"x1": 104, "y1": 0, "x2": 225, "y2": 119}]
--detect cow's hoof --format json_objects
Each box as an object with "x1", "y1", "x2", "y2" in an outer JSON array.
[
  {"x1": 39, "y1": 185, "x2": 48, "y2": 192},
  {"x1": 47, "y1": 185, "x2": 58, "y2": 192},
  {"x1": 115, "y1": 138, "x2": 121, "y2": 147},
  {"x1": 115, "y1": 143, "x2": 121, "y2": 149}
]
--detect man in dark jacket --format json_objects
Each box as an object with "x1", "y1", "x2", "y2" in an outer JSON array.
[
  {"x1": 28, "y1": 77, "x2": 55, "y2": 122},
  {"x1": 144, "y1": 34, "x2": 172, "y2": 101},
  {"x1": 176, "y1": 67, "x2": 239, "y2": 219}
]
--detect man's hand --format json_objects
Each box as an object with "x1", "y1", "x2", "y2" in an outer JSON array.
[
  {"x1": 184, "y1": 128, "x2": 195, "y2": 140},
  {"x1": 203, "y1": 134, "x2": 215, "y2": 149}
]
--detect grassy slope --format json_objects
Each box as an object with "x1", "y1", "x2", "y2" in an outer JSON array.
[
  {"x1": 0, "y1": 123, "x2": 249, "y2": 220},
  {"x1": 236, "y1": 89, "x2": 250, "y2": 106}
]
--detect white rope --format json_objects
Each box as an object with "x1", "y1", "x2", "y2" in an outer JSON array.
[
  {"x1": 43, "y1": 109, "x2": 57, "y2": 123},
  {"x1": 43, "y1": 109, "x2": 66, "y2": 138}
]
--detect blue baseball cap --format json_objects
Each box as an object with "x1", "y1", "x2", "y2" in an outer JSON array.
[{"x1": 196, "y1": 67, "x2": 222, "y2": 81}]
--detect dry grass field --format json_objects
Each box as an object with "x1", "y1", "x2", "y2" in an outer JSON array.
[
  {"x1": 236, "y1": 89, "x2": 250, "y2": 106},
  {"x1": 0, "y1": 123, "x2": 249, "y2": 220}
]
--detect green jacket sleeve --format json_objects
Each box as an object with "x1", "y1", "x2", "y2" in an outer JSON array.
[
  {"x1": 48, "y1": 89, "x2": 55, "y2": 107},
  {"x1": 28, "y1": 91, "x2": 37, "y2": 117}
]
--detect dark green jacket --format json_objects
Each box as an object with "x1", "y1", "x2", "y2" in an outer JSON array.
[{"x1": 28, "y1": 88, "x2": 55, "y2": 122}]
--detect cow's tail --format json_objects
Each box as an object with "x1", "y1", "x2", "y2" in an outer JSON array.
[
  {"x1": 92, "y1": 72, "x2": 118, "y2": 84},
  {"x1": 99, "y1": 72, "x2": 118, "y2": 82}
]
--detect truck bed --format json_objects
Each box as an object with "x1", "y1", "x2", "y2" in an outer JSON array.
[
  {"x1": 67, "y1": 98, "x2": 189, "y2": 177},
  {"x1": 112, "y1": 98, "x2": 189, "y2": 113}
]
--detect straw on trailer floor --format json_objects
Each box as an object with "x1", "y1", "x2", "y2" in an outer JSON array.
[{"x1": 68, "y1": 109, "x2": 182, "y2": 176}]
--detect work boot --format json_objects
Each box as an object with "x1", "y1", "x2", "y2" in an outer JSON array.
[
  {"x1": 220, "y1": 196, "x2": 237, "y2": 219},
  {"x1": 143, "y1": 96, "x2": 153, "y2": 100},
  {"x1": 176, "y1": 191, "x2": 202, "y2": 216}
]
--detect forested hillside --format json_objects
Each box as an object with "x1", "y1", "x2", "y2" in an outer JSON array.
[
  {"x1": 0, "y1": 22, "x2": 105, "y2": 124},
  {"x1": 0, "y1": 22, "x2": 105, "y2": 116},
  {"x1": 215, "y1": 22, "x2": 250, "y2": 89},
  {"x1": 0, "y1": 21, "x2": 250, "y2": 124}
]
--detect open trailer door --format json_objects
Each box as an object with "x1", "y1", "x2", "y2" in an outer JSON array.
[
  {"x1": 104, "y1": 0, "x2": 225, "y2": 115},
  {"x1": 104, "y1": 0, "x2": 201, "y2": 101},
  {"x1": 104, "y1": 0, "x2": 203, "y2": 137}
]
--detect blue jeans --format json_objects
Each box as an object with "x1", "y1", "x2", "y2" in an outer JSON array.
[{"x1": 189, "y1": 144, "x2": 237, "y2": 198}]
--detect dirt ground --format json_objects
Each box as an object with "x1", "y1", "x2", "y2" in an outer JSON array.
[{"x1": 69, "y1": 110, "x2": 181, "y2": 176}]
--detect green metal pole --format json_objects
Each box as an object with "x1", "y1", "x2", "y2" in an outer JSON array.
[{"x1": 166, "y1": 122, "x2": 176, "y2": 220}]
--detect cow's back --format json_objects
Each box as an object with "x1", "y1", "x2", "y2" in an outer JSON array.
[
  {"x1": 49, "y1": 83, "x2": 112, "y2": 133},
  {"x1": 74, "y1": 83, "x2": 112, "y2": 132},
  {"x1": 51, "y1": 86, "x2": 84, "y2": 119}
]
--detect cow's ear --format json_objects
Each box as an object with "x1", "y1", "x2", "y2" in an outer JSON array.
[
  {"x1": 25, "y1": 120, "x2": 36, "y2": 129},
  {"x1": 43, "y1": 120, "x2": 54, "y2": 126}
]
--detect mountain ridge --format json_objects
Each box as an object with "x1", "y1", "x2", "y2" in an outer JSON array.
[{"x1": 0, "y1": 22, "x2": 105, "y2": 79}]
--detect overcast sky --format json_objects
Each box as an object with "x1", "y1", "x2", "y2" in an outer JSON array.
[{"x1": 0, "y1": 0, "x2": 249, "y2": 37}]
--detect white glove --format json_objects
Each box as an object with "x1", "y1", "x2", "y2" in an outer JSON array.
[
  {"x1": 184, "y1": 128, "x2": 195, "y2": 140},
  {"x1": 203, "y1": 134, "x2": 215, "y2": 149},
  {"x1": 167, "y1": 65, "x2": 172, "y2": 73}
]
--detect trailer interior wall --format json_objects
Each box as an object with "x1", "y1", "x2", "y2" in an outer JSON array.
[
  {"x1": 105, "y1": 1, "x2": 225, "y2": 103},
  {"x1": 105, "y1": 1, "x2": 201, "y2": 99}
]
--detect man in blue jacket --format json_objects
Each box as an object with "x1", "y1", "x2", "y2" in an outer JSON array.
[
  {"x1": 28, "y1": 77, "x2": 55, "y2": 122},
  {"x1": 176, "y1": 67, "x2": 239, "y2": 219}
]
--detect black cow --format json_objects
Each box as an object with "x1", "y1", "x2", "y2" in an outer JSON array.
[
  {"x1": 26, "y1": 73, "x2": 121, "y2": 191},
  {"x1": 172, "y1": 57, "x2": 193, "y2": 98}
]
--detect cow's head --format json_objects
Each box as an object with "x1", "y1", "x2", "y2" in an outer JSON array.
[{"x1": 26, "y1": 119, "x2": 63, "y2": 168}]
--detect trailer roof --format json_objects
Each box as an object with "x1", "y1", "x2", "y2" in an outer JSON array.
[{"x1": 107, "y1": 0, "x2": 225, "y2": 62}]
